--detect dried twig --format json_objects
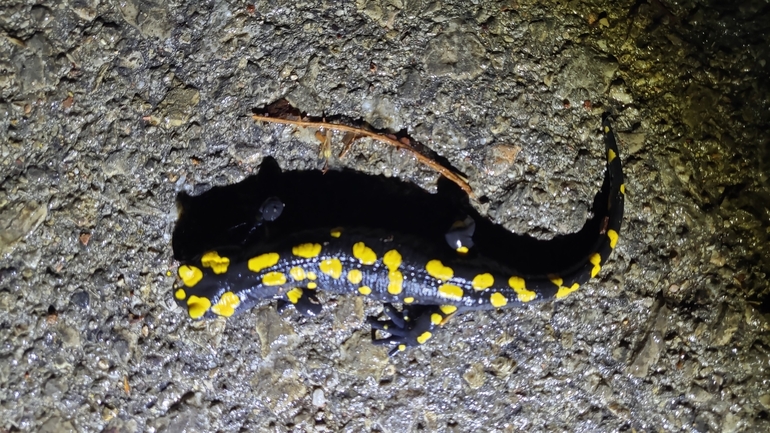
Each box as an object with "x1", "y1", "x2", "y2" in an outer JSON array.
[{"x1": 251, "y1": 114, "x2": 473, "y2": 197}]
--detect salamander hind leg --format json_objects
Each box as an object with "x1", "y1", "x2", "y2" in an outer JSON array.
[{"x1": 367, "y1": 303, "x2": 456, "y2": 356}]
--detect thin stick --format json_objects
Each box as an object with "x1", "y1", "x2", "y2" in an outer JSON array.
[{"x1": 251, "y1": 114, "x2": 474, "y2": 197}]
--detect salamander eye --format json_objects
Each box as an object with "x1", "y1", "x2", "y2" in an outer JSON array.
[
  {"x1": 445, "y1": 216, "x2": 475, "y2": 253},
  {"x1": 259, "y1": 197, "x2": 284, "y2": 222}
]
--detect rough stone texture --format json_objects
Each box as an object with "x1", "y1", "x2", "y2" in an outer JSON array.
[{"x1": 1, "y1": 0, "x2": 769, "y2": 431}]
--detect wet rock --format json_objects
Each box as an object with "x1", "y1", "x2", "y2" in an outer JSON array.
[
  {"x1": 70, "y1": 291, "x2": 90, "y2": 309},
  {"x1": 255, "y1": 307, "x2": 297, "y2": 358},
  {"x1": 462, "y1": 362, "x2": 485, "y2": 389},
  {"x1": 150, "y1": 85, "x2": 201, "y2": 128},
  {"x1": 361, "y1": 96, "x2": 402, "y2": 131},
  {"x1": 115, "y1": 0, "x2": 173, "y2": 39},
  {"x1": 0, "y1": 201, "x2": 47, "y2": 252},
  {"x1": 423, "y1": 29, "x2": 487, "y2": 80}
]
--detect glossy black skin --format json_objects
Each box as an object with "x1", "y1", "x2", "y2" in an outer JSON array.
[
  {"x1": 174, "y1": 153, "x2": 613, "y2": 279},
  {"x1": 173, "y1": 117, "x2": 624, "y2": 355}
]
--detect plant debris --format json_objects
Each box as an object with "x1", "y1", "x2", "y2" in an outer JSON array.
[{"x1": 252, "y1": 100, "x2": 473, "y2": 196}]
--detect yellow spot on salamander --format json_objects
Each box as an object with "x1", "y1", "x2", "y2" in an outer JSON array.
[
  {"x1": 211, "y1": 291, "x2": 240, "y2": 317},
  {"x1": 320, "y1": 258, "x2": 343, "y2": 279},
  {"x1": 293, "y1": 243, "x2": 322, "y2": 258},
  {"x1": 174, "y1": 288, "x2": 186, "y2": 300},
  {"x1": 490, "y1": 292, "x2": 508, "y2": 308},
  {"x1": 388, "y1": 270, "x2": 403, "y2": 295},
  {"x1": 383, "y1": 250, "x2": 402, "y2": 270},
  {"x1": 178, "y1": 265, "x2": 203, "y2": 288},
  {"x1": 608, "y1": 229, "x2": 619, "y2": 249},
  {"x1": 398, "y1": 343, "x2": 406, "y2": 352},
  {"x1": 604, "y1": 125, "x2": 610, "y2": 133},
  {"x1": 289, "y1": 266, "x2": 306, "y2": 281},
  {"x1": 286, "y1": 287, "x2": 304, "y2": 304},
  {"x1": 471, "y1": 273, "x2": 494, "y2": 291},
  {"x1": 437, "y1": 284, "x2": 463, "y2": 301},
  {"x1": 431, "y1": 313, "x2": 443, "y2": 325},
  {"x1": 425, "y1": 260, "x2": 454, "y2": 281},
  {"x1": 508, "y1": 276, "x2": 525, "y2": 290},
  {"x1": 556, "y1": 283, "x2": 580, "y2": 299},
  {"x1": 248, "y1": 252, "x2": 280, "y2": 273},
  {"x1": 330, "y1": 227, "x2": 342, "y2": 238},
  {"x1": 550, "y1": 276, "x2": 563, "y2": 287},
  {"x1": 307, "y1": 272, "x2": 317, "y2": 280},
  {"x1": 201, "y1": 251, "x2": 230, "y2": 274},
  {"x1": 358, "y1": 286, "x2": 372, "y2": 295},
  {"x1": 352, "y1": 242, "x2": 377, "y2": 265},
  {"x1": 620, "y1": 183, "x2": 626, "y2": 195},
  {"x1": 307, "y1": 282, "x2": 317, "y2": 289},
  {"x1": 347, "y1": 269, "x2": 363, "y2": 285},
  {"x1": 262, "y1": 271, "x2": 287, "y2": 286},
  {"x1": 416, "y1": 331, "x2": 432, "y2": 344},
  {"x1": 439, "y1": 305, "x2": 457, "y2": 315},
  {"x1": 187, "y1": 295, "x2": 211, "y2": 319},
  {"x1": 590, "y1": 253, "x2": 602, "y2": 277},
  {"x1": 508, "y1": 276, "x2": 536, "y2": 303},
  {"x1": 608, "y1": 148, "x2": 617, "y2": 163},
  {"x1": 378, "y1": 249, "x2": 404, "y2": 295},
  {"x1": 404, "y1": 297, "x2": 414, "y2": 304},
  {"x1": 457, "y1": 246, "x2": 469, "y2": 254}
]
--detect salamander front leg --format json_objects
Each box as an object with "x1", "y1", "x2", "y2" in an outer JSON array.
[{"x1": 367, "y1": 304, "x2": 456, "y2": 356}]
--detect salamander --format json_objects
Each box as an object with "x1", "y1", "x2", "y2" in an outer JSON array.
[{"x1": 172, "y1": 117, "x2": 625, "y2": 355}]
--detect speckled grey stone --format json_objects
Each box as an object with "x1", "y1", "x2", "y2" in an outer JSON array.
[
  {"x1": 1, "y1": 0, "x2": 769, "y2": 432},
  {"x1": 423, "y1": 27, "x2": 488, "y2": 80},
  {"x1": 0, "y1": 201, "x2": 48, "y2": 251}
]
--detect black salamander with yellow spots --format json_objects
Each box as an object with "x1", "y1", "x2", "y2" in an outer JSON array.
[{"x1": 173, "y1": 118, "x2": 625, "y2": 355}]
